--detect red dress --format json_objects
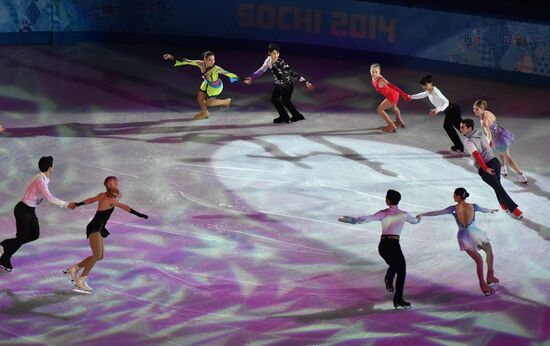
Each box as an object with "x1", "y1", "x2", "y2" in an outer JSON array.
[{"x1": 372, "y1": 77, "x2": 401, "y2": 104}]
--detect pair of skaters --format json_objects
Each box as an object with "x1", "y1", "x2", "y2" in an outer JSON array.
[
  {"x1": 0, "y1": 156, "x2": 148, "y2": 294},
  {"x1": 339, "y1": 188, "x2": 501, "y2": 309},
  {"x1": 163, "y1": 43, "x2": 313, "y2": 123},
  {"x1": 371, "y1": 65, "x2": 527, "y2": 183}
]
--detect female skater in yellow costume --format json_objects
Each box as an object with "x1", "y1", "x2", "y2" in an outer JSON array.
[{"x1": 163, "y1": 51, "x2": 240, "y2": 120}]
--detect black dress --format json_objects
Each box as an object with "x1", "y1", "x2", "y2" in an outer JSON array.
[{"x1": 86, "y1": 208, "x2": 114, "y2": 238}]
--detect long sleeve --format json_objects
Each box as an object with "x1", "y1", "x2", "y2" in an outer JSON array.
[
  {"x1": 419, "y1": 206, "x2": 454, "y2": 217},
  {"x1": 432, "y1": 87, "x2": 449, "y2": 113},
  {"x1": 174, "y1": 59, "x2": 201, "y2": 69},
  {"x1": 410, "y1": 91, "x2": 429, "y2": 100},
  {"x1": 251, "y1": 57, "x2": 271, "y2": 80},
  {"x1": 36, "y1": 179, "x2": 68, "y2": 208},
  {"x1": 218, "y1": 67, "x2": 240, "y2": 83},
  {"x1": 387, "y1": 83, "x2": 408, "y2": 98},
  {"x1": 357, "y1": 210, "x2": 385, "y2": 223},
  {"x1": 473, "y1": 204, "x2": 494, "y2": 213},
  {"x1": 405, "y1": 213, "x2": 420, "y2": 224}
]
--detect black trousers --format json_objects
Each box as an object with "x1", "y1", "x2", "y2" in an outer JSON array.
[
  {"x1": 378, "y1": 238, "x2": 406, "y2": 301},
  {"x1": 271, "y1": 83, "x2": 304, "y2": 120},
  {"x1": 479, "y1": 157, "x2": 518, "y2": 212},
  {"x1": 0, "y1": 202, "x2": 39, "y2": 261},
  {"x1": 443, "y1": 103, "x2": 463, "y2": 149}
]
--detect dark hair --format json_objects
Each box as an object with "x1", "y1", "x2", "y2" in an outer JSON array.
[
  {"x1": 38, "y1": 156, "x2": 53, "y2": 172},
  {"x1": 267, "y1": 43, "x2": 280, "y2": 53},
  {"x1": 420, "y1": 74, "x2": 433, "y2": 85},
  {"x1": 202, "y1": 51, "x2": 214, "y2": 60},
  {"x1": 454, "y1": 187, "x2": 469, "y2": 200},
  {"x1": 461, "y1": 118, "x2": 475, "y2": 129},
  {"x1": 386, "y1": 189, "x2": 401, "y2": 205}
]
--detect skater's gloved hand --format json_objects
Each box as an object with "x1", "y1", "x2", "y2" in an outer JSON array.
[
  {"x1": 130, "y1": 208, "x2": 148, "y2": 219},
  {"x1": 163, "y1": 54, "x2": 174, "y2": 60},
  {"x1": 339, "y1": 216, "x2": 359, "y2": 224}
]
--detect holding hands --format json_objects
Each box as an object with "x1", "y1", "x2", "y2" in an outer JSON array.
[{"x1": 163, "y1": 53, "x2": 174, "y2": 60}]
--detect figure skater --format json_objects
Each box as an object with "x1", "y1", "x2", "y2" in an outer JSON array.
[
  {"x1": 244, "y1": 43, "x2": 314, "y2": 124},
  {"x1": 0, "y1": 124, "x2": 5, "y2": 133},
  {"x1": 0, "y1": 156, "x2": 76, "y2": 271},
  {"x1": 409, "y1": 74, "x2": 464, "y2": 151},
  {"x1": 370, "y1": 63, "x2": 411, "y2": 133},
  {"x1": 417, "y1": 188, "x2": 499, "y2": 295},
  {"x1": 339, "y1": 190, "x2": 420, "y2": 309},
  {"x1": 459, "y1": 119, "x2": 523, "y2": 218},
  {"x1": 64, "y1": 176, "x2": 148, "y2": 293},
  {"x1": 163, "y1": 51, "x2": 240, "y2": 120},
  {"x1": 473, "y1": 99, "x2": 527, "y2": 183}
]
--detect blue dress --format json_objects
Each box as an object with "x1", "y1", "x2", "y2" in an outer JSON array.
[{"x1": 429, "y1": 204, "x2": 493, "y2": 251}]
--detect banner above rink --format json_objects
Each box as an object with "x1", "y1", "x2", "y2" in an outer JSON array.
[{"x1": 1, "y1": 0, "x2": 549, "y2": 77}]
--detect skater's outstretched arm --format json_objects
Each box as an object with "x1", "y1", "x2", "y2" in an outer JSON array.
[
  {"x1": 417, "y1": 206, "x2": 454, "y2": 218},
  {"x1": 112, "y1": 200, "x2": 148, "y2": 219},
  {"x1": 217, "y1": 67, "x2": 240, "y2": 83},
  {"x1": 339, "y1": 210, "x2": 384, "y2": 224},
  {"x1": 473, "y1": 204, "x2": 498, "y2": 214},
  {"x1": 75, "y1": 193, "x2": 103, "y2": 207},
  {"x1": 35, "y1": 175, "x2": 70, "y2": 208}
]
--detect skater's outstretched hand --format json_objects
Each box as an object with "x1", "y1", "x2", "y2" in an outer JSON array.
[
  {"x1": 130, "y1": 208, "x2": 148, "y2": 219},
  {"x1": 429, "y1": 108, "x2": 438, "y2": 116},
  {"x1": 415, "y1": 215, "x2": 421, "y2": 221},
  {"x1": 339, "y1": 216, "x2": 358, "y2": 224},
  {"x1": 490, "y1": 209, "x2": 499, "y2": 213},
  {"x1": 67, "y1": 202, "x2": 76, "y2": 210},
  {"x1": 403, "y1": 94, "x2": 411, "y2": 102},
  {"x1": 163, "y1": 53, "x2": 174, "y2": 60},
  {"x1": 243, "y1": 77, "x2": 252, "y2": 85},
  {"x1": 305, "y1": 81, "x2": 314, "y2": 90}
]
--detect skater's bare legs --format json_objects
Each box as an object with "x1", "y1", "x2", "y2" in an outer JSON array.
[
  {"x1": 206, "y1": 97, "x2": 231, "y2": 108},
  {"x1": 77, "y1": 232, "x2": 104, "y2": 278},
  {"x1": 465, "y1": 248, "x2": 493, "y2": 293},
  {"x1": 498, "y1": 150, "x2": 523, "y2": 175},
  {"x1": 194, "y1": 91, "x2": 209, "y2": 118},
  {"x1": 480, "y1": 242, "x2": 499, "y2": 284},
  {"x1": 391, "y1": 104, "x2": 405, "y2": 127},
  {"x1": 377, "y1": 99, "x2": 397, "y2": 132}
]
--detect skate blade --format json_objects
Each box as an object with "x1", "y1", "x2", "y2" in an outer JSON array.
[
  {"x1": 483, "y1": 290, "x2": 496, "y2": 296},
  {"x1": 73, "y1": 287, "x2": 92, "y2": 294},
  {"x1": 0, "y1": 266, "x2": 12, "y2": 272},
  {"x1": 393, "y1": 306, "x2": 412, "y2": 310}
]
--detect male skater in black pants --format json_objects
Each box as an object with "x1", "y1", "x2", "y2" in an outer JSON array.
[
  {"x1": 0, "y1": 156, "x2": 76, "y2": 271},
  {"x1": 244, "y1": 43, "x2": 314, "y2": 124},
  {"x1": 409, "y1": 74, "x2": 464, "y2": 151},
  {"x1": 339, "y1": 190, "x2": 420, "y2": 308},
  {"x1": 460, "y1": 119, "x2": 523, "y2": 218}
]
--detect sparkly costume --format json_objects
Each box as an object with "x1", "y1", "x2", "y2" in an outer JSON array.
[
  {"x1": 174, "y1": 59, "x2": 239, "y2": 98},
  {"x1": 251, "y1": 56, "x2": 309, "y2": 122},
  {"x1": 421, "y1": 204, "x2": 493, "y2": 251}
]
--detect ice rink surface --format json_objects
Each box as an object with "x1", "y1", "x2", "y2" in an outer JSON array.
[{"x1": 0, "y1": 44, "x2": 549, "y2": 345}]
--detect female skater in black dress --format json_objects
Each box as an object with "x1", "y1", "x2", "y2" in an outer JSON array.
[{"x1": 64, "y1": 176, "x2": 148, "y2": 293}]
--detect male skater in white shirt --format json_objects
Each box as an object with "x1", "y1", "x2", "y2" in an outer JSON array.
[
  {"x1": 0, "y1": 156, "x2": 76, "y2": 271},
  {"x1": 339, "y1": 189, "x2": 420, "y2": 309}
]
